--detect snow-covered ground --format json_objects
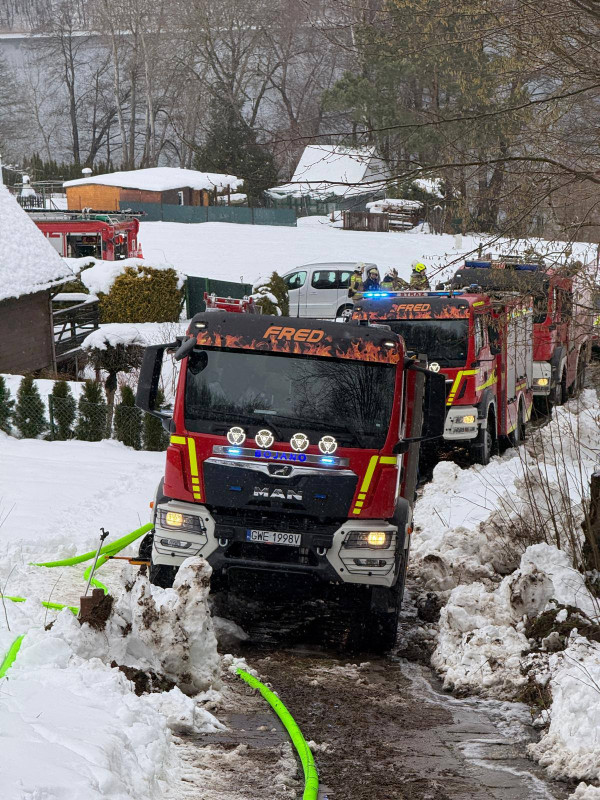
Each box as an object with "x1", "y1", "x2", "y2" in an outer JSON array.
[
  {"x1": 137, "y1": 216, "x2": 599, "y2": 287},
  {"x1": 411, "y1": 389, "x2": 600, "y2": 798}
]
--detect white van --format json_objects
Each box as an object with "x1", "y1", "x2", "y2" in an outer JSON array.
[{"x1": 283, "y1": 262, "x2": 378, "y2": 320}]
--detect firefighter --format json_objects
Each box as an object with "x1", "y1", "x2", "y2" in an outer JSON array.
[
  {"x1": 348, "y1": 265, "x2": 364, "y2": 298},
  {"x1": 381, "y1": 268, "x2": 407, "y2": 290},
  {"x1": 410, "y1": 260, "x2": 430, "y2": 289},
  {"x1": 363, "y1": 268, "x2": 381, "y2": 291}
]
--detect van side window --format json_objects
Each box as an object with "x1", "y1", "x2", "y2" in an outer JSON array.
[
  {"x1": 311, "y1": 271, "x2": 337, "y2": 289},
  {"x1": 284, "y1": 271, "x2": 307, "y2": 290},
  {"x1": 338, "y1": 270, "x2": 352, "y2": 289}
]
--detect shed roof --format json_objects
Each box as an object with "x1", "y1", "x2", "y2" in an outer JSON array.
[
  {"x1": 0, "y1": 185, "x2": 74, "y2": 303},
  {"x1": 267, "y1": 145, "x2": 390, "y2": 199},
  {"x1": 63, "y1": 167, "x2": 243, "y2": 194}
]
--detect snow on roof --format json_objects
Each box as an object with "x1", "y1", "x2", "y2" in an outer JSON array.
[
  {"x1": 366, "y1": 198, "x2": 424, "y2": 212},
  {"x1": 63, "y1": 167, "x2": 244, "y2": 194},
  {"x1": 267, "y1": 145, "x2": 390, "y2": 199},
  {"x1": 0, "y1": 184, "x2": 74, "y2": 303},
  {"x1": 81, "y1": 321, "x2": 187, "y2": 350}
]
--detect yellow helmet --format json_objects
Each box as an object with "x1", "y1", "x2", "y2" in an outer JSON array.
[{"x1": 412, "y1": 261, "x2": 427, "y2": 273}]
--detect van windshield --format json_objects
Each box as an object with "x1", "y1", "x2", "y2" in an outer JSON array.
[
  {"x1": 387, "y1": 319, "x2": 469, "y2": 366},
  {"x1": 184, "y1": 349, "x2": 396, "y2": 449}
]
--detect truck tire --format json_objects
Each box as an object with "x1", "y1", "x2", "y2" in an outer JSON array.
[
  {"x1": 470, "y1": 410, "x2": 494, "y2": 465},
  {"x1": 509, "y1": 402, "x2": 526, "y2": 447},
  {"x1": 554, "y1": 371, "x2": 567, "y2": 407},
  {"x1": 149, "y1": 563, "x2": 177, "y2": 588},
  {"x1": 364, "y1": 577, "x2": 403, "y2": 653},
  {"x1": 575, "y1": 359, "x2": 586, "y2": 395}
]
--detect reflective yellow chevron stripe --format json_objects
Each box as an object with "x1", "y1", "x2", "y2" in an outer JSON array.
[
  {"x1": 169, "y1": 436, "x2": 202, "y2": 500},
  {"x1": 446, "y1": 369, "x2": 479, "y2": 406},
  {"x1": 352, "y1": 456, "x2": 398, "y2": 516},
  {"x1": 476, "y1": 369, "x2": 497, "y2": 392}
]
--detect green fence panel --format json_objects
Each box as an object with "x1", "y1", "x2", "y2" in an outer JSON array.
[
  {"x1": 119, "y1": 201, "x2": 296, "y2": 226},
  {"x1": 185, "y1": 277, "x2": 254, "y2": 317}
]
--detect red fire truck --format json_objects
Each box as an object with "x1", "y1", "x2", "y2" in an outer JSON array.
[
  {"x1": 453, "y1": 258, "x2": 593, "y2": 412},
  {"x1": 136, "y1": 312, "x2": 446, "y2": 650},
  {"x1": 28, "y1": 210, "x2": 140, "y2": 260},
  {"x1": 352, "y1": 290, "x2": 534, "y2": 465}
]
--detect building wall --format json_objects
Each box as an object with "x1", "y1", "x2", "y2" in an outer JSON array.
[
  {"x1": 66, "y1": 185, "x2": 122, "y2": 211},
  {"x1": 0, "y1": 291, "x2": 54, "y2": 373}
]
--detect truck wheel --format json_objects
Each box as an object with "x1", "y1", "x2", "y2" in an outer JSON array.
[
  {"x1": 470, "y1": 412, "x2": 494, "y2": 465},
  {"x1": 337, "y1": 304, "x2": 353, "y2": 322},
  {"x1": 575, "y1": 360, "x2": 586, "y2": 394},
  {"x1": 138, "y1": 532, "x2": 153, "y2": 561},
  {"x1": 554, "y1": 372, "x2": 566, "y2": 407},
  {"x1": 149, "y1": 563, "x2": 177, "y2": 588},
  {"x1": 509, "y1": 403, "x2": 526, "y2": 447},
  {"x1": 363, "y1": 552, "x2": 407, "y2": 653}
]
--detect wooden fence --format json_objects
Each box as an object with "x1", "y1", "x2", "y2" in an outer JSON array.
[{"x1": 342, "y1": 211, "x2": 390, "y2": 232}]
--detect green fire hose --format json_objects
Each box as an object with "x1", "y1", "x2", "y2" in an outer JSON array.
[
  {"x1": 0, "y1": 635, "x2": 25, "y2": 679},
  {"x1": 237, "y1": 668, "x2": 319, "y2": 800}
]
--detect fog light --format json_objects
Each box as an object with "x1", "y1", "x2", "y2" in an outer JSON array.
[
  {"x1": 535, "y1": 378, "x2": 549, "y2": 386},
  {"x1": 367, "y1": 531, "x2": 387, "y2": 547},
  {"x1": 160, "y1": 538, "x2": 191, "y2": 549},
  {"x1": 165, "y1": 511, "x2": 183, "y2": 528},
  {"x1": 461, "y1": 415, "x2": 476, "y2": 424},
  {"x1": 353, "y1": 558, "x2": 388, "y2": 567}
]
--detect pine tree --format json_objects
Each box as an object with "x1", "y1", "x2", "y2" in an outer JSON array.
[
  {"x1": 75, "y1": 380, "x2": 107, "y2": 442},
  {"x1": 143, "y1": 387, "x2": 170, "y2": 451},
  {"x1": 114, "y1": 385, "x2": 142, "y2": 450},
  {"x1": 50, "y1": 380, "x2": 76, "y2": 440},
  {"x1": 0, "y1": 376, "x2": 15, "y2": 434},
  {"x1": 253, "y1": 272, "x2": 289, "y2": 315},
  {"x1": 13, "y1": 376, "x2": 48, "y2": 439},
  {"x1": 193, "y1": 93, "x2": 278, "y2": 203}
]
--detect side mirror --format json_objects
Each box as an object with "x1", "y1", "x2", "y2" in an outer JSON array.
[
  {"x1": 490, "y1": 344, "x2": 501, "y2": 356},
  {"x1": 136, "y1": 342, "x2": 179, "y2": 431}
]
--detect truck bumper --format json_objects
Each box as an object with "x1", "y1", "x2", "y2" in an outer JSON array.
[
  {"x1": 152, "y1": 500, "x2": 404, "y2": 588},
  {"x1": 532, "y1": 361, "x2": 552, "y2": 395},
  {"x1": 443, "y1": 405, "x2": 479, "y2": 440}
]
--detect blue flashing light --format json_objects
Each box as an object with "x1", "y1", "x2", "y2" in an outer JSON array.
[
  {"x1": 364, "y1": 291, "x2": 391, "y2": 298},
  {"x1": 229, "y1": 485, "x2": 242, "y2": 491},
  {"x1": 227, "y1": 447, "x2": 242, "y2": 456},
  {"x1": 314, "y1": 493, "x2": 327, "y2": 499},
  {"x1": 320, "y1": 457, "x2": 336, "y2": 464}
]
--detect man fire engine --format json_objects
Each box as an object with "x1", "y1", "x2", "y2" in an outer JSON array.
[
  {"x1": 136, "y1": 312, "x2": 445, "y2": 650},
  {"x1": 352, "y1": 289, "x2": 534, "y2": 465},
  {"x1": 453, "y1": 256, "x2": 593, "y2": 412}
]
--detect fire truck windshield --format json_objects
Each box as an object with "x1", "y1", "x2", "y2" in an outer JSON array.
[
  {"x1": 386, "y1": 319, "x2": 469, "y2": 366},
  {"x1": 184, "y1": 349, "x2": 396, "y2": 449}
]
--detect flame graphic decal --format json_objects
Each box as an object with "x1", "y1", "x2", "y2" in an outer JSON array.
[
  {"x1": 354, "y1": 302, "x2": 469, "y2": 321},
  {"x1": 194, "y1": 331, "x2": 400, "y2": 364}
]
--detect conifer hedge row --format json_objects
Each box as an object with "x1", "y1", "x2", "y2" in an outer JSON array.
[{"x1": 0, "y1": 375, "x2": 169, "y2": 451}]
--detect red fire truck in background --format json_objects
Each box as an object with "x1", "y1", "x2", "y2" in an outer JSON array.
[
  {"x1": 453, "y1": 257, "x2": 593, "y2": 412},
  {"x1": 352, "y1": 289, "x2": 534, "y2": 465},
  {"x1": 28, "y1": 210, "x2": 140, "y2": 260},
  {"x1": 136, "y1": 311, "x2": 446, "y2": 650}
]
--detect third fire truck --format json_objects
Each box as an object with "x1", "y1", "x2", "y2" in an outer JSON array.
[
  {"x1": 352, "y1": 289, "x2": 534, "y2": 464},
  {"x1": 453, "y1": 257, "x2": 592, "y2": 412}
]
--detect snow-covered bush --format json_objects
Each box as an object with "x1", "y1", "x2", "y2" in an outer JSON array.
[{"x1": 252, "y1": 271, "x2": 289, "y2": 316}]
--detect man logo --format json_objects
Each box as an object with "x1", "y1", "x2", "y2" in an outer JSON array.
[
  {"x1": 227, "y1": 426, "x2": 246, "y2": 445},
  {"x1": 290, "y1": 432, "x2": 309, "y2": 452},
  {"x1": 255, "y1": 429, "x2": 275, "y2": 448},
  {"x1": 253, "y1": 486, "x2": 303, "y2": 501},
  {"x1": 268, "y1": 464, "x2": 293, "y2": 476},
  {"x1": 429, "y1": 362, "x2": 441, "y2": 373},
  {"x1": 318, "y1": 435, "x2": 338, "y2": 454}
]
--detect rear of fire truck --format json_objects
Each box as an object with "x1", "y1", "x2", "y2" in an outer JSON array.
[{"x1": 136, "y1": 312, "x2": 445, "y2": 650}]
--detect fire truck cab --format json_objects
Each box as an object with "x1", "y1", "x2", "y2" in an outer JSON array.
[
  {"x1": 352, "y1": 290, "x2": 534, "y2": 464},
  {"x1": 136, "y1": 311, "x2": 446, "y2": 650},
  {"x1": 453, "y1": 258, "x2": 592, "y2": 410},
  {"x1": 28, "y1": 210, "x2": 140, "y2": 260}
]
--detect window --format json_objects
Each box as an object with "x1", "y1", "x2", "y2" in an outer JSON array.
[
  {"x1": 338, "y1": 270, "x2": 352, "y2": 289},
  {"x1": 283, "y1": 271, "x2": 307, "y2": 290},
  {"x1": 311, "y1": 270, "x2": 337, "y2": 290},
  {"x1": 178, "y1": 191, "x2": 184, "y2": 206},
  {"x1": 474, "y1": 317, "x2": 484, "y2": 354}
]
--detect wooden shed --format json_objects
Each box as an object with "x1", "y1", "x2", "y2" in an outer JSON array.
[
  {"x1": 64, "y1": 167, "x2": 243, "y2": 212},
  {"x1": 0, "y1": 185, "x2": 72, "y2": 374}
]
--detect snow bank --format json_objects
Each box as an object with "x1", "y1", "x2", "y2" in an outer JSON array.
[
  {"x1": 529, "y1": 636, "x2": 600, "y2": 785},
  {"x1": 0, "y1": 184, "x2": 74, "y2": 302},
  {"x1": 64, "y1": 166, "x2": 243, "y2": 194}
]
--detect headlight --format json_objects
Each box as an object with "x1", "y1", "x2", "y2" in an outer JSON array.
[
  {"x1": 159, "y1": 510, "x2": 205, "y2": 533},
  {"x1": 461, "y1": 415, "x2": 476, "y2": 424},
  {"x1": 160, "y1": 538, "x2": 192, "y2": 549},
  {"x1": 535, "y1": 378, "x2": 549, "y2": 386},
  {"x1": 343, "y1": 531, "x2": 392, "y2": 549}
]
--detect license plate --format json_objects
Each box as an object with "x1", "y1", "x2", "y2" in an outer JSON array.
[{"x1": 246, "y1": 529, "x2": 301, "y2": 547}]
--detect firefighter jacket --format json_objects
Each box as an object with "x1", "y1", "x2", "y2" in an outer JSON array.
[
  {"x1": 348, "y1": 273, "x2": 363, "y2": 297},
  {"x1": 409, "y1": 272, "x2": 430, "y2": 290}
]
